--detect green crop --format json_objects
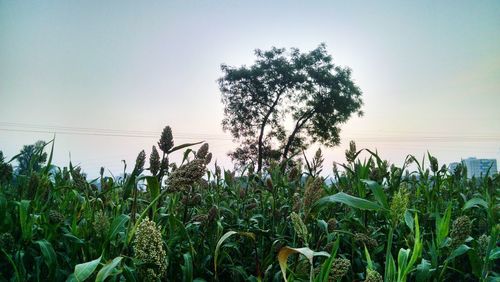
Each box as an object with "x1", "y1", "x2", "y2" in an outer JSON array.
[{"x1": 0, "y1": 130, "x2": 498, "y2": 281}]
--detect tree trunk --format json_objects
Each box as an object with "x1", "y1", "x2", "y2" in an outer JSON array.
[
  {"x1": 281, "y1": 111, "x2": 314, "y2": 166},
  {"x1": 257, "y1": 95, "x2": 282, "y2": 172}
]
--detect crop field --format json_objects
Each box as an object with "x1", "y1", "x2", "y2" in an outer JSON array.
[{"x1": 0, "y1": 128, "x2": 498, "y2": 282}]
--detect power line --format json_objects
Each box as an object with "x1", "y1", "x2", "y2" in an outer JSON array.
[
  {"x1": 0, "y1": 127, "x2": 233, "y2": 141},
  {"x1": 1, "y1": 121, "x2": 499, "y2": 142},
  {"x1": 0, "y1": 122, "x2": 231, "y2": 139}
]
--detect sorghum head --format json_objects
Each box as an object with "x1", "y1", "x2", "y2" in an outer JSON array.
[
  {"x1": 149, "y1": 146, "x2": 160, "y2": 176},
  {"x1": 133, "y1": 218, "x2": 167, "y2": 281},
  {"x1": 331, "y1": 257, "x2": 351, "y2": 280},
  {"x1": 134, "y1": 150, "x2": 146, "y2": 174},
  {"x1": 158, "y1": 126, "x2": 174, "y2": 153},
  {"x1": 365, "y1": 269, "x2": 383, "y2": 282},
  {"x1": 450, "y1": 215, "x2": 471, "y2": 246}
]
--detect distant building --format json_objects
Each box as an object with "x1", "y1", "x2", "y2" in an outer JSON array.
[{"x1": 449, "y1": 157, "x2": 497, "y2": 178}]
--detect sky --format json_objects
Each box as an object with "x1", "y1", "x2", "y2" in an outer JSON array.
[{"x1": 1, "y1": 0, "x2": 499, "y2": 177}]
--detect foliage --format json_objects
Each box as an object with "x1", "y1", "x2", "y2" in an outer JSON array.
[
  {"x1": 0, "y1": 131, "x2": 499, "y2": 281},
  {"x1": 15, "y1": 140, "x2": 48, "y2": 176},
  {"x1": 219, "y1": 44, "x2": 363, "y2": 172}
]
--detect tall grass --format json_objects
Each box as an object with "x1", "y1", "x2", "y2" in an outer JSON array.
[{"x1": 0, "y1": 129, "x2": 498, "y2": 281}]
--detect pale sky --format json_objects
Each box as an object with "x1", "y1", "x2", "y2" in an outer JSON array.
[{"x1": 1, "y1": 0, "x2": 499, "y2": 177}]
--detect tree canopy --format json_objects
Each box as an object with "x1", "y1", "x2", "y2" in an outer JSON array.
[
  {"x1": 219, "y1": 44, "x2": 363, "y2": 172},
  {"x1": 16, "y1": 140, "x2": 47, "y2": 175}
]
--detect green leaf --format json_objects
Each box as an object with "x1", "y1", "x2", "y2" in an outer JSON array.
[
  {"x1": 95, "y1": 256, "x2": 123, "y2": 282},
  {"x1": 1, "y1": 248, "x2": 21, "y2": 282},
  {"x1": 107, "y1": 214, "x2": 129, "y2": 242},
  {"x1": 168, "y1": 141, "x2": 204, "y2": 154},
  {"x1": 17, "y1": 200, "x2": 31, "y2": 241},
  {"x1": 63, "y1": 233, "x2": 85, "y2": 245},
  {"x1": 415, "y1": 259, "x2": 431, "y2": 282},
  {"x1": 34, "y1": 239, "x2": 57, "y2": 278},
  {"x1": 467, "y1": 249, "x2": 482, "y2": 278},
  {"x1": 489, "y1": 247, "x2": 500, "y2": 260},
  {"x1": 214, "y1": 231, "x2": 255, "y2": 276},
  {"x1": 122, "y1": 264, "x2": 137, "y2": 282},
  {"x1": 362, "y1": 179, "x2": 389, "y2": 209},
  {"x1": 73, "y1": 256, "x2": 101, "y2": 282},
  {"x1": 446, "y1": 245, "x2": 471, "y2": 262},
  {"x1": 314, "y1": 237, "x2": 339, "y2": 282},
  {"x1": 145, "y1": 176, "x2": 160, "y2": 221},
  {"x1": 436, "y1": 205, "x2": 451, "y2": 248},
  {"x1": 364, "y1": 245, "x2": 374, "y2": 270},
  {"x1": 311, "y1": 192, "x2": 383, "y2": 214},
  {"x1": 182, "y1": 252, "x2": 193, "y2": 282},
  {"x1": 386, "y1": 254, "x2": 396, "y2": 282},
  {"x1": 43, "y1": 137, "x2": 55, "y2": 175},
  {"x1": 462, "y1": 198, "x2": 488, "y2": 211},
  {"x1": 404, "y1": 211, "x2": 414, "y2": 233},
  {"x1": 397, "y1": 248, "x2": 410, "y2": 281},
  {"x1": 402, "y1": 214, "x2": 422, "y2": 279}
]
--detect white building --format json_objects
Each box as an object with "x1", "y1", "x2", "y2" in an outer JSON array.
[{"x1": 458, "y1": 157, "x2": 498, "y2": 178}]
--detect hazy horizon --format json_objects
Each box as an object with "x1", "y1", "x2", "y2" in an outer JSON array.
[{"x1": 1, "y1": 0, "x2": 499, "y2": 177}]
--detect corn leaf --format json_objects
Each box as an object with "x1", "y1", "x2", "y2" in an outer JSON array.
[
  {"x1": 34, "y1": 240, "x2": 57, "y2": 279},
  {"x1": 462, "y1": 198, "x2": 488, "y2": 211},
  {"x1": 73, "y1": 256, "x2": 101, "y2": 282},
  {"x1": 312, "y1": 192, "x2": 383, "y2": 214},
  {"x1": 95, "y1": 256, "x2": 123, "y2": 282},
  {"x1": 362, "y1": 179, "x2": 389, "y2": 209},
  {"x1": 108, "y1": 214, "x2": 129, "y2": 242}
]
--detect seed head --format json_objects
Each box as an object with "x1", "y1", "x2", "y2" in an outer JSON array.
[
  {"x1": 266, "y1": 178, "x2": 273, "y2": 192},
  {"x1": 181, "y1": 193, "x2": 202, "y2": 206},
  {"x1": 133, "y1": 218, "x2": 167, "y2": 281},
  {"x1": 292, "y1": 192, "x2": 302, "y2": 212},
  {"x1": 303, "y1": 177, "x2": 324, "y2": 211},
  {"x1": 365, "y1": 269, "x2": 383, "y2": 282},
  {"x1": 290, "y1": 212, "x2": 308, "y2": 244},
  {"x1": 48, "y1": 210, "x2": 65, "y2": 225},
  {"x1": 332, "y1": 162, "x2": 338, "y2": 175},
  {"x1": 158, "y1": 126, "x2": 174, "y2": 154},
  {"x1": 196, "y1": 143, "x2": 209, "y2": 159},
  {"x1": 429, "y1": 156, "x2": 439, "y2": 173},
  {"x1": 134, "y1": 150, "x2": 146, "y2": 174},
  {"x1": 191, "y1": 214, "x2": 208, "y2": 224},
  {"x1": 327, "y1": 218, "x2": 337, "y2": 232},
  {"x1": 149, "y1": 146, "x2": 160, "y2": 176},
  {"x1": 390, "y1": 187, "x2": 409, "y2": 225},
  {"x1": 245, "y1": 202, "x2": 258, "y2": 211},
  {"x1": 0, "y1": 233, "x2": 15, "y2": 253},
  {"x1": 289, "y1": 166, "x2": 299, "y2": 180},
  {"x1": 345, "y1": 141, "x2": 357, "y2": 163},
  {"x1": 331, "y1": 257, "x2": 351, "y2": 280},
  {"x1": 208, "y1": 206, "x2": 218, "y2": 223},
  {"x1": 477, "y1": 234, "x2": 490, "y2": 258},
  {"x1": 166, "y1": 159, "x2": 206, "y2": 192},
  {"x1": 450, "y1": 215, "x2": 471, "y2": 246},
  {"x1": 215, "y1": 164, "x2": 221, "y2": 178},
  {"x1": 205, "y1": 152, "x2": 213, "y2": 165},
  {"x1": 354, "y1": 233, "x2": 378, "y2": 249},
  {"x1": 239, "y1": 188, "x2": 246, "y2": 199},
  {"x1": 92, "y1": 210, "x2": 110, "y2": 239}
]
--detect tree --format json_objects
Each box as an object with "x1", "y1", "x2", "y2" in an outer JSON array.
[
  {"x1": 0, "y1": 151, "x2": 13, "y2": 183},
  {"x1": 219, "y1": 44, "x2": 363, "y2": 172},
  {"x1": 16, "y1": 140, "x2": 47, "y2": 175}
]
